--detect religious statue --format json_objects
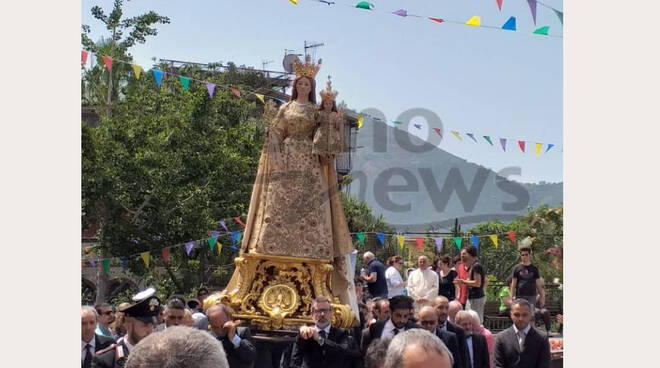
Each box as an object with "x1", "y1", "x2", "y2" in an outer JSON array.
[{"x1": 209, "y1": 55, "x2": 358, "y2": 330}]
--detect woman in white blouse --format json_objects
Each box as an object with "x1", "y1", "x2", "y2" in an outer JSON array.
[{"x1": 385, "y1": 255, "x2": 405, "y2": 298}]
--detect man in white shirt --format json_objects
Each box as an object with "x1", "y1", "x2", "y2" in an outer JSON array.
[
  {"x1": 407, "y1": 256, "x2": 439, "y2": 312},
  {"x1": 81, "y1": 306, "x2": 114, "y2": 368}
]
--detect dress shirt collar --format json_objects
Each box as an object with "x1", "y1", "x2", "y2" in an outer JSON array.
[
  {"x1": 82, "y1": 336, "x2": 96, "y2": 351},
  {"x1": 512, "y1": 323, "x2": 531, "y2": 336},
  {"x1": 315, "y1": 324, "x2": 331, "y2": 335}
]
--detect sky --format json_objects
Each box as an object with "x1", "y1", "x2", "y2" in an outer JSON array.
[{"x1": 82, "y1": 0, "x2": 563, "y2": 183}]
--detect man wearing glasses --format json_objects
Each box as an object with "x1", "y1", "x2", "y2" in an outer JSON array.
[
  {"x1": 509, "y1": 238, "x2": 545, "y2": 310},
  {"x1": 289, "y1": 296, "x2": 355, "y2": 368},
  {"x1": 95, "y1": 303, "x2": 116, "y2": 339}
]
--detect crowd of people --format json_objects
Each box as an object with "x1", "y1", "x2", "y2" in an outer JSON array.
[{"x1": 81, "y1": 244, "x2": 561, "y2": 368}]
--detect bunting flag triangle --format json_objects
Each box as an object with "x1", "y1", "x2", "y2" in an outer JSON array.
[
  {"x1": 428, "y1": 17, "x2": 444, "y2": 24},
  {"x1": 234, "y1": 217, "x2": 246, "y2": 227},
  {"x1": 102, "y1": 259, "x2": 110, "y2": 273},
  {"x1": 185, "y1": 241, "x2": 195, "y2": 255},
  {"x1": 211, "y1": 231, "x2": 220, "y2": 238},
  {"x1": 535, "y1": 142, "x2": 542, "y2": 156},
  {"x1": 518, "y1": 140, "x2": 526, "y2": 153},
  {"x1": 101, "y1": 56, "x2": 113, "y2": 72},
  {"x1": 131, "y1": 64, "x2": 142, "y2": 79},
  {"x1": 120, "y1": 257, "x2": 128, "y2": 269},
  {"x1": 219, "y1": 219, "x2": 229, "y2": 232},
  {"x1": 507, "y1": 232, "x2": 516, "y2": 243},
  {"x1": 470, "y1": 235, "x2": 479, "y2": 249},
  {"x1": 483, "y1": 136, "x2": 493, "y2": 145},
  {"x1": 489, "y1": 234, "x2": 499, "y2": 248},
  {"x1": 545, "y1": 143, "x2": 555, "y2": 153},
  {"x1": 502, "y1": 16, "x2": 516, "y2": 31},
  {"x1": 356, "y1": 232, "x2": 365, "y2": 244},
  {"x1": 434, "y1": 237, "x2": 443, "y2": 252},
  {"x1": 217, "y1": 241, "x2": 223, "y2": 254},
  {"x1": 140, "y1": 252, "x2": 150, "y2": 268},
  {"x1": 466, "y1": 133, "x2": 478, "y2": 143},
  {"x1": 397, "y1": 235, "x2": 405, "y2": 250},
  {"x1": 453, "y1": 237, "x2": 462, "y2": 250},
  {"x1": 392, "y1": 9, "x2": 407, "y2": 17},
  {"x1": 357, "y1": 114, "x2": 364, "y2": 128},
  {"x1": 500, "y1": 138, "x2": 507, "y2": 151},
  {"x1": 433, "y1": 128, "x2": 443, "y2": 137},
  {"x1": 554, "y1": 10, "x2": 563, "y2": 25},
  {"x1": 89, "y1": 258, "x2": 97, "y2": 268},
  {"x1": 392, "y1": 121, "x2": 403, "y2": 125},
  {"x1": 152, "y1": 69, "x2": 164, "y2": 87},
  {"x1": 376, "y1": 232, "x2": 386, "y2": 245},
  {"x1": 81, "y1": 50, "x2": 88, "y2": 66},
  {"x1": 496, "y1": 0, "x2": 503, "y2": 11},
  {"x1": 229, "y1": 87, "x2": 241, "y2": 98},
  {"x1": 208, "y1": 236, "x2": 218, "y2": 251},
  {"x1": 162, "y1": 247, "x2": 171, "y2": 263},
  {"x1": 255, "y1": 93, "x2": 265, "y2": 104},
  {"x1": 533, "y1": 26, "x2": 550, "y2": 35},
  {"x1": 527, "y1": 0, "x2": 538, "y2": 25},
  {"x1": 178, "y1": 76, "x2": 190, "y2": 92},
  {"x1": 451, "y1": 131, "x2": 462, "y2": 140},
  {"x1": 231, "y1": 231, "x2": 241, "y2": 246},
  {"x1": 356, "y1": 1, "x2": 374, "y2": 10},
  {"x1": 290, "y1": 0, "x2": 297, "y2": 4},
  {"x1": 206, "y1": 83, "x2": 215, "y2": 98},
  {"x1": 466, "y1": 16, "x2": 481, "y2": 27},
  {"x1": 413, "y1": 124, "x2": 422, "y2": 129},
  {"x1": 415, "y1": 237, "x2": 424, "y2": 250}
]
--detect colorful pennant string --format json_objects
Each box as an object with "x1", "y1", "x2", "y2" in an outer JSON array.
[
  {"x1": 185, "y1": 241, "x2": 195, "y2": 255},
  {"x1": 376, "y1": 232, "x2": 386, "y2": 245},
  {"x1": 140, "y1": 252, "x2": 150, "y2": 268},
  {"x1": 101, "y1": 56, "x2": 113, "y2": 72},
  {"x1": 454, "y1": 237, "x2": 462, "y2": 250},
  {"x1": 131, "y1": 64, "x2": 142, "y2": 79},
  {"x1": 502, "y1": 16, "x2": 516, "y2": 31},
  {"x1": 434, "y1": 237, "x2": 443, "y2": 252},
  {"x1": 162, "y1": 247, "x2": 171, "y2": 263},
  {"x1": 483, "y1": 136, "x2": 493, "y2": 145},
  {"x1": 518, "y1": 140, "x2": 526, "y2": 153},
  {"x1": 466, "y1": 133, "x2": 478, "y2": 143},
  {"x1": 179, "y1": 76, "x2": 190, "y2": 92},
  {"x1": 356, "y1": 232, "x2": 365, "y2": 244},
  {"x1": 500, "y1": 138, "x2": 507, "y2": 151},
  {"x1": 527, "y1": 0, "x2": 538, "y2": 25},
  {"x1": 465, "y1": 16, "x2": 481, "y2": 27},
  {"x1": 489, "y1": 234, "x2": 499, "y2": 248},
  {"x1": 152, "y1": 69, "x2": 164, "y2": 87},
  {"x1": 470, "y1": 235, "x2": 479, "y2": 249}
]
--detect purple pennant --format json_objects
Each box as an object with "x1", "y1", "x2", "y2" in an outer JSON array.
[
  {"x1": 500, "y1": 138, "x2": 507, "y2": 151},
  {"x1": 210, "y1": 231, "x2": 220, "y2": 237},
  {"x1": 434, "y1": 237, "x2": 443, "y2": 252},
  {"x1": 219, "y1": 219, "x2": 229, "y2": 232},
  {"x1": 466, "y1": 133, "x2": 478, "y2": 143},
  {"x1": 392, "y1": 9, "x2": 407, "y2": 17},
  {"x1": 89, "y1": 258, "x2": 97, "y2": 267},
  {"x1": 413, "y1": 124, "x2": 422, "y2": 129},
  {"x1": 206, "y1": 83, "x2": 215, "y2": 98},
  {"x1": 185, "y1": 241, "x2": 195, "y2": 255},
  {"x1": 527, "y1": 0, "x2": 537, "y2": 25}
]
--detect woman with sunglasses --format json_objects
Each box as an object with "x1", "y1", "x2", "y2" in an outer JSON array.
[{"x1": 385, "y1": 256, "x2": 405, "y2": 298}]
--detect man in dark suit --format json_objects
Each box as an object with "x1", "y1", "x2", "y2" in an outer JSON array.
[
  {"x1": 455, "y1": 311, "x2": 490, "y2": 368},
  {"x1": 287, "y1": 296, "x2": 357, "y2": 368},
  {"x1": 82, "y1": 306, "x2": 115, "y2": 368},
  {"x1": 493, "y1": 299, "x2": 550, "y2": 368},
  {"x1": 434, "y1": 296, "x2": 470, "y2": 368},
  {"x1": 93, "y1": 288, "x2": 161, "y2": 368},
  {"x1": 418, "y1": 305, "x2": 463, "y2": 368},
  {"x1": 361, "y1": 295, "x2": 419, "y2": 353},
  {"x1": 207, "y1": 303, "x2": 257, "y2": 368}
]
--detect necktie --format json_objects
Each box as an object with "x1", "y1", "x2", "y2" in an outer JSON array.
[
  {"x1": 517, "y1": 330, "x2": 526, "y2": 351},
  {"x1": 438, "y1": 321, "x2": 446, "y2": 331},
  {"x1": 82, "y1": 344, "x2": 92, "y2": 368},
  {"x1": 393, "y1": 328, "x2": 399, "y2": 336},
  {"x1": 319, "y1": 330, "x2": 327, "y2": 339}
]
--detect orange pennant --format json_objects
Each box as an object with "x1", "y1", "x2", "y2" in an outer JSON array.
[
  {"x1": 101, "y1": 56, "x2": 113, "y2": 72},
  {"x1": 162, "y1": 247, "x2": 171, "y2": 263},
  {"x1": 415, "y1": 237, "x2": 424, "y2": 250},
  {"x1": 229, "y1": 87, "x2": 241, "y2": 98}
]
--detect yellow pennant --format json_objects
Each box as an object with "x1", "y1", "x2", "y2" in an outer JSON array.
[
  {"x1": 535, "y1": 142, "x2": 542, "y2": 156},
  {"x1": 451, "y1": 131, "x2": 462, "y2": 140},
  {"x1": 489, "y1": 234, "x2": 498, "y2": 248},
  {"x1": 140, "y1": 252, "x2": 150, "y2": 268},
  {"x1": 131, "y1": 64, "x2": 142, "y2": 79},
  {"x1": 357, "y1": 114, "x2": 364, "y2": 129},
  {"x1": 466, "y1": 16, "x2": 481, "y2": 27},
  {"x1": 289, "y1": 0, "x2": 297, "y2": 4},
  {"x1": 217, "y1": 242, "x2": 223, "y2": 254},
  {"x1": 397, "y1": 235, "x2": 405, "y2": 249},
  {"x1": 255, "y1": 93, "x2": 265, "y2": 104}
]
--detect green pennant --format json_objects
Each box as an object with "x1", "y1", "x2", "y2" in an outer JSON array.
[
  {"x1": 454, "y1": 237, "x2": 462, "y2": 250},
  {"x1": 554, "y1": 10, "x2": 563, "y2": 25},
  {"x1": 178, "y1": 76, "x2": 190, "y2": 92},
  {"x1": 356, "y1": 1, "x2": 373, "y2": 10},
  {"x1": 533, "y1": 26, "x2": 550, "y2": 35},
  {"x1": 208, "y1": 236, "x2": 218, "y2": 251},
  {"x1": 483, "y1": 136, "x2": 493, "y2": 145},
  {"x1": 356, "y1": 232, "x2": 365, "y2": 244},
  {"x1": 102, "y1": 259, "x2": 110, "y2": 273}
]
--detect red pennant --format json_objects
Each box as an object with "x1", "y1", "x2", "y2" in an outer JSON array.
[
  {"x1": 415, "y1": 237, "x2": 424, "y2": 250},
  {"x1": 507, "y1": 232, "x2": 516, "y2": 243},
  {"x1": 82, "y1": 50, "x2": 88, "y2": 65},
  {"x1": 433, "y1": 128, "x2": 443, "y2": 137},
  {"x1": 518, "y1": 140, "x2": 525, "y2": 152},
  {"x1": 428, "y1": 17, "x2": 444, "y2": 23},
  {"x1": 496, "y1": 0, "x2": 503, "y2": 11},
  {"x1": 101, "y1": 56, "x2": 113, "y2": 72},
  {"x1": 229, "y1": 87, "x2": 241, "y2": 98},
  {"x1": 234, "y1": 216, "x2": 246, "y2": 227},
  {"x1": 162, "y1": 247, "x2": 171, "y2": 263}
]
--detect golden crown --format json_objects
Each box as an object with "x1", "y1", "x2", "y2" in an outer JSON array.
[
  {"x1": 319, "y1": 76, "x2": 338, "y2": 101},
  {"x1": 293, "y1": 55, "x2": 322, "y2": 79}
]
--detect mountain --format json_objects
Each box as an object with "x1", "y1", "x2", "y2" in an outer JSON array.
[{"x1": 345, "y1": 118, "x2": 563, "y2": 231}]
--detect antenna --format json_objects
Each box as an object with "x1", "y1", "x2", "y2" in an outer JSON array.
[
  {"x1": 304, "y1": 40, "x2": 324, "y2": 61},
  {"x1": 261, "y1": 59, "x2": 273, "y2": 77}
]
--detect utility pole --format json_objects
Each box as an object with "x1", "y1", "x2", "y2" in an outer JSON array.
[{"x1": 303, "y1": 40, "x2": 324, "y2": 60}]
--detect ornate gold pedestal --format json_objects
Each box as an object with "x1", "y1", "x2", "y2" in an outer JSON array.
[{"x1": 204, "y1": 253, "x2": 355, "y2": 330}]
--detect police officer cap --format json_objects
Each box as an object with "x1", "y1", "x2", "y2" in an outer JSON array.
[{"x1": 119, "y1": 287, "x2": 161, "y2": 323}]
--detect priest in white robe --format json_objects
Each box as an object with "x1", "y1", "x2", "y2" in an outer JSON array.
[{"x1": 407, "y1": 255, "x2": 439, "y2": 313}]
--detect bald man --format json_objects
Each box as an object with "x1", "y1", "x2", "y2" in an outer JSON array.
[
  {"x1": 418, "y1": 306, "x2": 463, "y2": 368},
  {"x1": 448, "y1": 300, "x2": 463, "y2": 324},
  {"x1": 434, "y1": 296, "x2": 469, "y2": 368}
]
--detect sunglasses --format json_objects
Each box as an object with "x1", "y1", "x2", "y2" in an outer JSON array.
[{"x1": 101, "y1": 311, "x2": 115, "y2": 315}]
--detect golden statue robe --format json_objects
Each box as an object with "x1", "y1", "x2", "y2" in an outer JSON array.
[{"x1": 224, "y1": 100, "x2": 358, "y2": 315}]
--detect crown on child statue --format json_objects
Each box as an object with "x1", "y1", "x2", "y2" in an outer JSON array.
[
  {"x1": 293, "y1": 55, "x2": 322, "y2": 79},
  {"x1": 319, "y1": 76, "x2": 338, "y2": 101}
]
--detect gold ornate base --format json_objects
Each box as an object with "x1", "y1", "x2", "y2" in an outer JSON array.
[{"x1": 204, "y1": 253, "x2": 355, "y2": 330}]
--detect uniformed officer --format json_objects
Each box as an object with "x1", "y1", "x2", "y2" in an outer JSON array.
[{"x1": 93, "y1": 288, "x2": 161, "y2": 368}]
